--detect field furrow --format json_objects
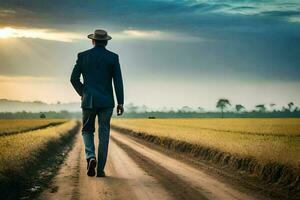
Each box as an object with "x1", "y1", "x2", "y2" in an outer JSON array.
[
  {"x1": 111, "y1": 118, "x2": 300, "y2": 198},
  {"x1": 0, "y1": 119, "x2": 67, "y2": 136},
  {"x1": 0, "y1": 120, "x2": 80, "y2": 200}
]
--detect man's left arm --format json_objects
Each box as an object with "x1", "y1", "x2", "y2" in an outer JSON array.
[
  {"x1": 112, "y1": 55, "x2": 124, "y2": 115},
  {"x1": 70, "y1": 53, "x2": 84, "y2": 97}
]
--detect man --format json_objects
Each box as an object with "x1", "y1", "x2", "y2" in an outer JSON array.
[{"x1": 70, "y1": 29, "x2": 124, "y2": 177}]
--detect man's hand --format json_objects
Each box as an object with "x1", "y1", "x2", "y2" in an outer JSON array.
[{"x1": 117, "y1": 104, "x2": 124, "y2": 116}]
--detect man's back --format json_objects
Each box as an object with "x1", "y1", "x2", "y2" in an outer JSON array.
[{"x1": 71, "y1": 45, "x2": 124, "y2": 109}]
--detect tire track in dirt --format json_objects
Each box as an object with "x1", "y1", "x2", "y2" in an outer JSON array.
[
  {"x1": 112, "y1": 137, "x2": 209, "y2": 200},
  {"x1": 40, "y1": 129, "x2": 268, "y2": 200},
  {"x1": 110, "y1": 130, "x2": 268, "y2": 200},
  {"x1": 39, "y1": 130, "x2": 172, "y2": 200}
]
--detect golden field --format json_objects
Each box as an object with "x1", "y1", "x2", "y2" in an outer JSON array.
[
  {"x1": 111, "y1": 118, "x2": 300, "y2": 166},
  {"x1": 0, "y1": 119, "x2": 67, "y2": 136},
  {"x1": 0, "y1": 120, "x2": 79, "y2": 177}
]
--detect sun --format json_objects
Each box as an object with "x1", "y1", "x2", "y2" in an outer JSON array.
[{"x1": 0, "y1": 27, "x2": 14, "y2": 39}]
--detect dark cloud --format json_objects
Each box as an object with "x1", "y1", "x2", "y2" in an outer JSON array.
[
  {"x1": 1, "y1": 0, "x2": 299, "y2": 36},
  {"x1": 231, "y1": 6, "x2": 257, "y2": 10},
  {"x1": 0, "y1": 0, "x2": 299, "y2": 81},
  {"x1": 261, "y1": 10, "x2": 300, "y2": 17}
]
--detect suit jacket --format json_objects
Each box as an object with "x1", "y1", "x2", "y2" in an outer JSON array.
[{"x1": 70, "y1": 45, "x2": 124, "y2": 109}]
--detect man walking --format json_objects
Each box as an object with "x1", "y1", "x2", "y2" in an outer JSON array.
[{"x1": 70, "y1": 29, "x2": 124, "y2": 177}]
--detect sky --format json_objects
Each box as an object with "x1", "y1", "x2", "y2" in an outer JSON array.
[{"x1": 0, "y1": 0, "x2": 299, "y2": 111}]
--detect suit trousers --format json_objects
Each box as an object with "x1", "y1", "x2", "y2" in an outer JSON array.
[{"x1": 82, "y1": 107, "x2": 113, "y2": 172}]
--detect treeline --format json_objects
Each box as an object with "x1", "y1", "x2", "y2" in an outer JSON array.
[
  {"x1": 121, "y1": 110, "x2": 300, "y2": 118},
  {"x1": 0, "y1": 98, "x2": 299, "y2": 119},
  {"x1": 122, "y1": 99, "x2": 300, "y2": 118},
  {"x1": 0, "y1": 111, "x2": 81, "y2": 119},
  {"x1": 0, "y1": 110, "x2": 300, "y2": 119}
]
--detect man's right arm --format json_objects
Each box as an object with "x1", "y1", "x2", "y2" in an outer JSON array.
[{"x1": 70, "y1": 53, "x2": 83, "y2": 97}]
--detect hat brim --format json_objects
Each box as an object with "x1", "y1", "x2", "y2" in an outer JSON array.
[{"x1": 87, "y1": 34, "x2": 112, "y2": 41}]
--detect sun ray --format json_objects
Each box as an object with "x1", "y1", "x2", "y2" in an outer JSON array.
[{"x1": 0, "y1": 26, "x2": 83, "y2": 42}]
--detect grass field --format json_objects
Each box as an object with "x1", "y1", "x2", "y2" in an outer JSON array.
[
  {"x1": 0, "y1": 119, "x2": 67, "y2": 136},
  {"x1": 0, "y1": 119, "x2": 80, "y2": 199},
  {"x1": 111, "y1": 118, "x2": 300, "y2": 166}
]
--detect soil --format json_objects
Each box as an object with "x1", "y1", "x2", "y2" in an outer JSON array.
[{"x1": 39, "y1": 130, "x2": 278, "y2": 200}]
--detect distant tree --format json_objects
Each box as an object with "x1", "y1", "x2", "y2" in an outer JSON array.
[
  {"x1": 60, "y1": 110, "x2": 70, "y2": 118},
  {"x1": 269, "y1": 103, "x2": 276, "y2": 112},
  {"x1": 40, "y1": 113, "x2": 46, "y2": 118},
  {"x1": 255, "y1": 104, "x2": 266, "y2": 112},
  {"x1": 125, "y1": 103, "x2": 139, "y2": 113},
  {"x1": 180, "y1": 106, "x2": 193, "y2": 113},
  {"x1": 141, "y1": 105, "x2": 148, "y2": 113},
  {"x1": 282, "y1": 106, "x2": 288, "y2": 112},
  {"x1": 270, "y1": 103, "x2": 276, "y2": 107},
  {"x1": 160, "y1": 106, "x2": 169, "y2": 112},
  {"x1": 216, "y1": 98, "x2": 231, "y2": 118},
  {"x1": 198, "y1": 107, "x2": 205, "y2": 113},
  {"x1": 33, "y1": 100, "x2": 44, "y2": 104},
  {"x1": 235, "y1": 104, "x2": 245, "y2": 112},
  {"x1": 288, "y1": 102, "x2": 294, "y2": 112},
  {"x1": 169, "y1": 107, "x2": 176, "y2": 113}
]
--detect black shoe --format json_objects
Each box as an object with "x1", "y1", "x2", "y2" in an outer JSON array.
[
  {"x1": 96, "y1": 171, "x2": 106, "y2": 177},
  {"x1": 87, "y1": 157, "x2": 97, "y2": 177}
]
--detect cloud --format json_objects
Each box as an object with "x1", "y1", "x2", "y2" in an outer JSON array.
[
  {"x1": 0, "y1": 9, "x2": 16, "y2": 17},
  {"x1": 0, "y1": 0, "x2": 299, "y2": 105},
  {"x1": 0, "y1": 26, "x2": 205, "y2": 42},
  {"x1": 113, "y1": 29, "x2": 204, "y2": 42},
  {"x1": 1, "y1": 0, "x2": 300, "y2": 36},
  {"x1": 261, "y1": 10, "x2": 300, "y2": 17},
  {"x1": 199, "y1": 0, "x2": 300, "y2": 22},
  {"x1": 289, "y1": 16, "x2": 300, "y2": 23},
  {"x1": 0, "y1": 0, "x2": 299, "y2": 82},
  {"x1": 0, "y1": 27, "x2": 83, "y2": 42}
]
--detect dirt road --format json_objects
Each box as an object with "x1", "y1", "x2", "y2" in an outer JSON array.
[{"x1": 39, "y1": 130, "x2": 268, "y2": 200}]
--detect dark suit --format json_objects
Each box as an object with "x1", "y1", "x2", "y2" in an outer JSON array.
[
  {"x1": 71, "y1": 45, "x2": 124, "y2": 108},
  {"x1": 70, "y1": 45, "x2": 124, "y2": 173}
]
